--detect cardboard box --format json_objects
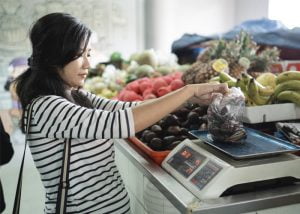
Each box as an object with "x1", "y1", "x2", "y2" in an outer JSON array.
[
  {"x1": 271, "y1": 60, "x2": 300, "y2": 73},
  {"x1": 286, "y1": 61, "x2": 300, "y2": 71},
  {"x1": 242, "y1": 103, "x2": 300, "y2": 124}
]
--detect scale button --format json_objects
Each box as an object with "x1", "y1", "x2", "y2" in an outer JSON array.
[{"x1": 190, "y1": 161, "x2": 222, "y2": 191}]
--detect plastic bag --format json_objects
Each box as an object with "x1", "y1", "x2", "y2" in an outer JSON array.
[{"x1": 207, "y1": 87, "x2": 246, "y2": 143}]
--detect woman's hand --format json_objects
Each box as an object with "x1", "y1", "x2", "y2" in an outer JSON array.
[
  {"x1": 189, "y1": 83, "x2": 229, "y2": 97},
  {"x1": 189, "y1": 94, "x2": 214, "y2": 106},
  {"x1": 187, "y1": 83, "x2": 229, "y2": 105}
]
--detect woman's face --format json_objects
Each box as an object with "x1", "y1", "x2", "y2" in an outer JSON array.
[{"x1": 59, "y1": 43, "x2": 91, "y2": 89}]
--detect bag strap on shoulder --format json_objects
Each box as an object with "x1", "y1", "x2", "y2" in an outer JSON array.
[
  {"x1": 13, "y1": 97, "x2": 70, "y2": 214},
  {"x1": 13, "y1": 98, "x2": 37, "y2": 214}
]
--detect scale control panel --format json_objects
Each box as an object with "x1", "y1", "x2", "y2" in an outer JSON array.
[{"x1": 165, "y1": 144, "x2": 223, "y2": 190}]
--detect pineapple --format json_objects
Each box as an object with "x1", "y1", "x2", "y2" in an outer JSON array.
[
  {"x1": 182, "y1": 60, "x2": 219, "y2": 84},
  {"x1": 198, "y1": 40, "x2": 227, "y2": 63},
  {"x1": 228, "y1": 58, "x2": 250, "y2": 79},
  {"x1": 229, "y1": 63, "x2": 246, "y2": 79}
]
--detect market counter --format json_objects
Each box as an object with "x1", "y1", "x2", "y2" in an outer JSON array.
[{"x1": 114, "y1": 139, "x2": 300, "y2": 214}]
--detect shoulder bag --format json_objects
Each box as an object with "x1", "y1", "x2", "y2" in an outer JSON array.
[{"x1": 13, "y1": 99, "x2": 71, "y2": 214}]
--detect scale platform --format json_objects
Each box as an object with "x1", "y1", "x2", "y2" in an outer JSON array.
[
  {"x1": 162, "y1": 128, "x2": 300, "y2": 200},
  {"x1": 190, "y1": 128, "x2": 300, "y2": 159}
]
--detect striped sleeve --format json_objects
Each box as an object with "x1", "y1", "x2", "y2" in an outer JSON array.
[
  {"x1": 30, "y1": 96, "x2": 135, "y2": 139},
  {"x1": 82, "y1": 90, "x2": 140, "y2": 111}
]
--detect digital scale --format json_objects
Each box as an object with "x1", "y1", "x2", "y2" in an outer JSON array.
[{"x1": 162, "y1": 128, "x2": 300, "y2": 200}]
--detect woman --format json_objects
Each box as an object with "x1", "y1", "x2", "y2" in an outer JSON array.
[{"x1": 15, "y1": 13, "x2": 228, "y2": 214}]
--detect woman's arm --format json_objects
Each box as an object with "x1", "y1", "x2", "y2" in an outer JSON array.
[
  {"x1": 132, "y1": 83, "x2": 228, "y2": 132},
  {"x1": 83, "y1": 90, "x2": 139, "y2": 111},
  {"x1": 31, "y1": 83, "x2": 227, "y2": 140}
]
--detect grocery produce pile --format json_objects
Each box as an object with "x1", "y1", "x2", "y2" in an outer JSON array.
[
  {"x1": 182, "y1": 31, "x2": 279, "y2": 84},
  {"x1": 117, "y1": 72, "x2": 184, "y2": 101},
  {"x1": 177, "y1": 30, "x2": 300, "y2": 107},
  {"x1": 136, "y1": 103, "x2": 208, "y2": 151},
  {"x1": 84, "y1": 49, "x2": 189, "y2": 99}
]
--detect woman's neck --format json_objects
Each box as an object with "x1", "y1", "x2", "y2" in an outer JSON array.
[{"x1": 65, "y1": 88, "x2": 75, "y2": 103}]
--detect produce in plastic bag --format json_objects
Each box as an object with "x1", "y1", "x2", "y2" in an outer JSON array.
[{"x1": 207, "y1": 87, "x2": 246, "y2": 143}]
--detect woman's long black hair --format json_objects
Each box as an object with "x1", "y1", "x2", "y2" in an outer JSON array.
[{"x1": 15, "y1": 13, "x2": 93, "y2": 132}]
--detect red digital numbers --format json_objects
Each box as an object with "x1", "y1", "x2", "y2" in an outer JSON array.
[
  {"x1": 181, "y1": 150, "x2": 192, "y2": 159},
  {"x1": 195, "y1": 159, "x2": 201, "y2": 166}
]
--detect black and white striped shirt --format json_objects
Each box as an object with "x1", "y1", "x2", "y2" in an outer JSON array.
[{"x1": 25, "y1": 91, "x2": 138, "y2": 213}]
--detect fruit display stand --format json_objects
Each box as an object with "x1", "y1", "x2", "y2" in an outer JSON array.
[{"x1": 242, "y1": 103, "x2": 300, "y2": 124}]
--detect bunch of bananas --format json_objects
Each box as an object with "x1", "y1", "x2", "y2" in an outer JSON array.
[
  {"x1": 210, "y1": 70, "x2": 300, "y2": 107},
  {"x1": 235, "y1": 73, "x2": 274, "y2": 106},
  {"x1": 210, "y1": 71, "x2": 275, "y2": 106},
  {"x1": 270, "y1": 71, "x2": 300, "y2": 106}
]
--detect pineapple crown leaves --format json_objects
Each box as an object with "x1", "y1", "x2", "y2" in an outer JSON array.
[
  {"x1": 257, "y1": 46, "x2": 280, "y2": 63},
  {"x1": 200, "y1": 31, "x2": 258, "y2": 64},
  {"x1": 249, "y1": 46, "x2": 280, "y2": 72},
  {"x1": 202, "y1": 40, "x2": 226, "y2": 61},
  {"x1": 198, "y1": 30, "x2": 280, "y2": 72}
]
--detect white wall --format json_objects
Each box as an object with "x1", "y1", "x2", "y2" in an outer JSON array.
[
  {"x1": 0, "y1": 0, "x2": 144, "y2": 69},
  {"x1": 145, "y1": 0, "x2": 270, "y2": 52},
  {"x1": 145, "y1": 0, "x2": 236, "y2": 52},
  {"x1": 0, "y1": 0, "x2": 144, "y2": 109},
  {"x1": 235, "y1": 0, "x2": 269, "y2": 26},
  {"x1": 269, "y1": 0, "x2": 300, "y2": 28}
]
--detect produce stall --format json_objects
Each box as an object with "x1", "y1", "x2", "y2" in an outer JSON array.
[
  {"x1": 85, "y1": 31, "x2": 300, "y2": 213},
  {"x1": 114, "y1": 82, "x2": 300, "y2": 214},
  {"x1": 115, "y1": 91, "x2": 300, "y2": 213}
]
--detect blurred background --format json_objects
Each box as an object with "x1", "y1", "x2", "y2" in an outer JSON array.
[{"x1": 0, "y1": 0, "x2": 293, "y2": 109}]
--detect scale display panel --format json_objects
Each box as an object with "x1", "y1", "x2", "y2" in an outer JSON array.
[
  {"x1": 167, "y1": 145, "x2": 206, "y2": 178},
  {"x1": 190, "y1": 160, "x2": 222, "y2": 190}
]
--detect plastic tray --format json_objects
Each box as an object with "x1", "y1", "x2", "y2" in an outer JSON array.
[
  {"x1": 242, "y1": 103, "x2": 300, "y2": 124},
  {"x1": 129, "y1": 137, "x2": 170, "y2": 165},
  {"x1": 189, "y1": 128, "x2": 300, "y2": 160}
]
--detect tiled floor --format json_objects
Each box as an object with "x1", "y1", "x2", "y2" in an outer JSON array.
[{"x1": 1, "y1": 141, "x2": 45, "y2": 214}]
